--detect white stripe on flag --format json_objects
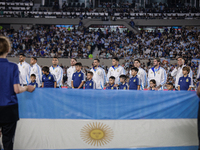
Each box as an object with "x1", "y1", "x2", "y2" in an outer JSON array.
[{"x1": 14, "y1": 119, "x2": 198, "y2": 149}]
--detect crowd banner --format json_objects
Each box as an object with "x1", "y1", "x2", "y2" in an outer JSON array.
[
  {"x1": 14, "y1": 89, "x2": 199, "y2": 150},
  {"x1": 192, "y1": 59, "x2": 200, "y2": 65},
  {"x1": 160, "y1": 58, "x2": 170, "y2": 64}
]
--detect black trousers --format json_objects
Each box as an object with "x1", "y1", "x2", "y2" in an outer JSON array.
[{"x1": 0, "y1": 122, "x2": 17, "y2": 150}]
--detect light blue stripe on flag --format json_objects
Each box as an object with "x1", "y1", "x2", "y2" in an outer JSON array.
[{"x1": 17, "y1": 89, "x2": 199, "y2": 119}]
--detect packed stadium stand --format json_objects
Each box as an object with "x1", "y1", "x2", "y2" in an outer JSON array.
[{"x1": 0, "y1": 0, "x2": 199, "y2": 19}]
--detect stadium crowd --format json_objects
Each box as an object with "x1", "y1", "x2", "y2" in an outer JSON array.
[
  {"x1": 0, "y1": 0, "x2": 200, "y2": 19},
  {"x1": 2, "y1": 25, "x2": 200, "y2": 60}
]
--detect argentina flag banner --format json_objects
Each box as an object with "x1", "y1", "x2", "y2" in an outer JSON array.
[{"x1": 14, "y1": 89, "x2": 199, "y2": 150}]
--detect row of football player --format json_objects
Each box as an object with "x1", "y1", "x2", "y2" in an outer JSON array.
[{"x1": 18, "y1": 54, "x2": 199, "y2": 90}]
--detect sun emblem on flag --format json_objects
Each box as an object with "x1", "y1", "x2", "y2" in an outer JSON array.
[{"x1": 80, "y1": 122, "x2": 114, "y2": 146}]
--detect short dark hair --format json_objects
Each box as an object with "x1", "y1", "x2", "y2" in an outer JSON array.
[
  {"x1": 19, "y1": 53, "x2": 25, "y2": 57},
  {"x1": 32, "y1": 57, "x2": 37, "y2": 61},
  {"x1": 154, "y1": 58, "x2": 161, "y2": 63},
  {"x1": 94, "y1": 58, "x2": 100, "y2": 63},
  {"x1": 177, "y1": 56, "x2": 183, "y2": 60},
  {"x1": 112, "y1": 57, "x2": 119, "y2": 62},
  {"x1": 87, "y1": 71, "x2": 93, "y2": 76},
  {"x1": 0, "y1": 36, "x2": 10, "y2": 56},
  {"x1": 75, "y1": 62, "x2": 82, "y2": 67},
  {"x1": 53, "y1": 56, "x2": 58, "y2": 59},
  {"x1": 31, "y1": 74, "x2": 36, "y2": 78},
  {"x1": 134, "y1": 59, "x2": 140, "y2": 63},
  {"x1": 167, "y1": 82, "x2": 173, "y2": 86},
  {"x1": 131, "y1": 67, "x2": 139, "y2": 72},
  {"x1": 42, "y1": 66, "x2": 49, "y2": 73},
  {"x1": 109, "y1": 76, "x2": 115, "y2": 80},
  {"x1": 150, "y1": 79, "x2": 156, "y2": 85},
  {"x1": 182, "y1": 66, "x2": 190, "y2": 73},
  {"x1": 71, "y1": 58, "x2": 77, "y2": 62},
  {"x1": 120, "y1": 75, "x2": 127, "y2": 80}
]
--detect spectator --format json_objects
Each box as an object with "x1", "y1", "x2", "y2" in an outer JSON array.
[{"x1": 130, "y1": 20, "x2": 135, "y2": 28}]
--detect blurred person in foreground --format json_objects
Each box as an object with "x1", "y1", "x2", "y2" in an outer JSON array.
[{"x1": 0, "y1": 36, "x2": 35, "y2": 150}]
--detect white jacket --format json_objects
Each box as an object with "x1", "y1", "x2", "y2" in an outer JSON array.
[
  {"x1": 107, "y1": 65, "x2": 125, "y2": 84},
  {"x1": 171, "y1": 65, "x2": 193, "y2": 88},
  {"x1": 90, "y1": 67, "x2": 106, "y2": 89},
  {"x1": 67, "y1": 66, "x2": 76, "y2": 87},
  {"x1": 130, "y1": 67, "x2": 147, "y2": 90},
  {"x1": 18, "y1": 61, "x2": 31, "y2": 85},
  {"x1": 148, "y1": 66, "x2": 167, "y2": 90},
  {"x1": 197, "y1": 65, "x2": 200, "y2": 79},
  {"x1": 30, "y1": 63, "x2": 42, "y2": 87},
  {"x1": 50, "y1": 65, "x2": 63, "y2": 87}
]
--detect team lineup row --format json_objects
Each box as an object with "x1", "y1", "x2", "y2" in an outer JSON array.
[{"x1": 18, "y1": 53, "x2": 199, "y2": 91}]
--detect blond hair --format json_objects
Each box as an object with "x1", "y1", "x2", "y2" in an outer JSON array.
[{"x1": 0, "y1": 36, "x2": 11, "y2": 56}]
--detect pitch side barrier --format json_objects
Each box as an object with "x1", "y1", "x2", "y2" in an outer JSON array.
[{"x1": 14, "y1": 89, "x2": 199, "y2": 150}]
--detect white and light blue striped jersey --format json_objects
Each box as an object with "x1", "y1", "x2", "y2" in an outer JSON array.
[
  {"x1": 50, "y1": 65, "x2": 63, "y2": 87},
  {"x1": 197, "y1": 65, "x2": 200, "y2": 80},
  {"x1": 30, "y1": 63, "x2": 42, "y2": 87},
  {"x1": 130, "y1": 67, "x2": 147, "y2": 90},
  {"x1": 18, "y1": 61, "x2": 31, "y2": 85},
  {"x1": 67, "y1": 66, "x2": 76, "y2": 87},
  {"x1": 171, "y1": 65, "x2": 193, "y2": 88},
  {"x1": 90, "y1": 67, "x2": 106, "y2": 89},
  {"x1": 107, "y1": 65, "x2": 126, "y2": 85},
  {"x1": 148, "y1": 66, "x2": 167, "y2": 90}
]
